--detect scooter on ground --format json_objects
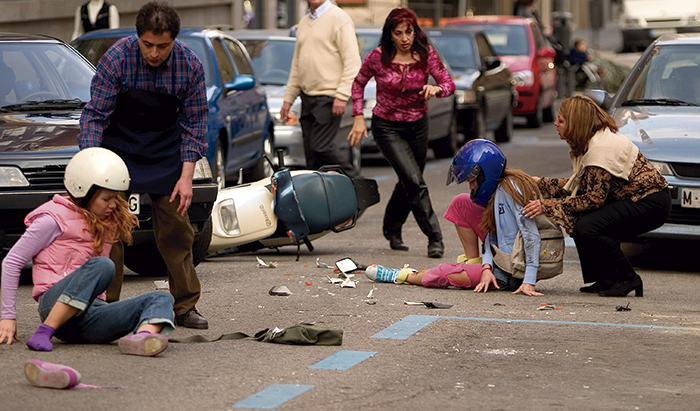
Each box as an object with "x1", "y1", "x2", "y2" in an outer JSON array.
[{"x1": 208, "y1": 152, "x2": 380, "y2": 259}]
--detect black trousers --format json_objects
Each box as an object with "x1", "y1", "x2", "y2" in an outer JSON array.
[
  {"x1": 299, "y1": 93, "x2": 357, "y2": 177},
  {"x1": 372, "y1": 114, "x2": 442, "y2": 242},
  {"x1": 572, "y1": 188, "x2": 671, "y2": 283}
]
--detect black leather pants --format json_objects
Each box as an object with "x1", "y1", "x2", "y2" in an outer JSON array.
[{"x1": 372, "y1": 114, "x2": 442, "y2": 242}]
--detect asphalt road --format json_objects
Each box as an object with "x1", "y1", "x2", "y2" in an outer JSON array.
[{"x1": 3, "y1": 114, "x2": 700, "y2": 411}]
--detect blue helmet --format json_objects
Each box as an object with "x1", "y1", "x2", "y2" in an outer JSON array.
[{"x1": 446, "y1": 139, "x2": 506, "y2": 207}]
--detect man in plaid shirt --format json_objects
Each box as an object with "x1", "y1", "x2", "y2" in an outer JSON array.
[{"x1": 79, "y1": 1, "x2": 209, "y2": 329}]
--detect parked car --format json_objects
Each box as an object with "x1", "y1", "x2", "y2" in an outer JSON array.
[
  {"x1": 618, "y1": 0, "x2": 700, "y2": 52},
  {"x1": 424, "y1": 27, "x2": 517, "y2": 143},
  {"x1": 586, "y1": 33, "x2": 700, "y2": 241},
  {"x1": 355, "y1": 27, "x2": 459, "y2": 158},
  {"x1": 231, "y1": 29, "x2": 361, "y2": 171},
  {"x1": 0, "y1": 32, "x2": 217, "y2": 276},
  {"x1": 71, "y1": 27, "x2": 274, "y2": 189},
  {"x1": 444, "y1": 16, "x2": 558, "y2": 128}
]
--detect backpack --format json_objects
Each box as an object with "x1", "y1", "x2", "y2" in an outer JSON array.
[{"x1": 490, "y1": 214, "x2": 565, "y2": 281}]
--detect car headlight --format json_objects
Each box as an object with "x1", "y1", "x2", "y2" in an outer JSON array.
[
  {"x1": 511, "y1": 70, "x2": 534, "y2": 88},
  {"x1": 273, "y1": 111, "x2": 298, "y2": 126},
  {"x1": 649, "y1": 161, "x2": 673, "y2": 176},
  {"x1": 218, "y1": 198, "x2": 241, "y2": 235},
  {"x1": 689, "y1": 14, "x2": 700, "y2": 23},
  {"x1": 0, "y1": 166, "x2": 29, "y2": 187},
  {"x1": 454, "y1": 90, "x2": 476, "y2": 104},
  {"x1": 193, "y1": 157, "x2": 213, "y2": 180}
]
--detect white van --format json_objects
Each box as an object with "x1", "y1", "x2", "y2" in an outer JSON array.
[{"x1": 619, "y1": 0, "x2": 700, "y2": 51}]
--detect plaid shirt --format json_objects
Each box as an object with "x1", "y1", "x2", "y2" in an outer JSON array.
[{"x1": 79, "y1": 36, "x2": 208, "y2": 163}]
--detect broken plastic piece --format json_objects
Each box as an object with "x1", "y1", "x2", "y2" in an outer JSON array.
[
  {"x1": 327, "y1": 276, "x2": 343, "y2": 284},
  {"x1": 269, "y1": 286, "x2": 292, "y2": 296},
  {"x1": 366, "y1": 285, "x2": 375, "y2": 299},
  {"x1": 316, "y1": 258, "x2": 332, "y2": 269},
  {"x1": 257, "y1": 256, "x2": 277, "y2": 268},
  {"x1": 404, "y1": 301, "x2": 452, "y2": 309},
  {"x1": 154, "y1": 280, "x2": 168, "y2": 290},
  {"x1": 340, "y1": 278, "x2": 357, "y2": 288},
  {"x1": 616, "y1": 303, "x2": 631, "y2": 311},
  {"x1": 537, "y1": 304, "x2": 562, "y2": 310}
]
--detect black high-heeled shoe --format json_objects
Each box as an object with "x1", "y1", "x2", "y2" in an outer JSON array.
[
  {"x1": 598, "y1": 275, "x2": 643, "y2": 297},
  {"x1": 580, "y1": 280, "x2": 613, "y2": 293}
]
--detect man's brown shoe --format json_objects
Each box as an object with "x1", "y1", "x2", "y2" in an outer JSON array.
[{"x1": 175, "y1": 308, "x2": 209, "y2": 329}]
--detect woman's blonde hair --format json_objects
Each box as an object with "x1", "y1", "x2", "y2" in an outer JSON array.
[
  {"x1": 76, "y1": 190, "x2": 139, "y2": 254},
  {"x1": 558, "y1": 95, "x2": 618, "y2": 157},
  {"x1": 480, "y1": 168, "x2": 540, "y2": 233}
]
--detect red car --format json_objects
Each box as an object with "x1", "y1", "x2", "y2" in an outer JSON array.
[{"x1": 444, "y1": 15, "x2": 558, "y2": 128}]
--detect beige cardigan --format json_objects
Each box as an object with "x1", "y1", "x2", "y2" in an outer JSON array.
[{"x1": 563, "y1": 128, "x2": 639, "y2": 196}]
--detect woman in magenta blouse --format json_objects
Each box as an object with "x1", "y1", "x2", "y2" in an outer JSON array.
[{"x1": 348, "y1": 8, "x2": 455, "y2": 258}]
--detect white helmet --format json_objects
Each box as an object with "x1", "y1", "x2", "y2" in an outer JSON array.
[{"x1": 64, "y1": 147, "x2": 130, "y2": 206}]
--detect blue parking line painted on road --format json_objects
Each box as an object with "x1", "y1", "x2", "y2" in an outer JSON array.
[
  {"x1": 309, "y1": 350, "x2": 377, "y2": 370},
  {"x1": 372, "y1": 314, "x2": 700, "y2": 340},
  {"x1": 371, "y1": 315, "x2": 440, "y2": 339},
  {"x1": 233, "y1": 384, "x2": 313, "y2": 409}
]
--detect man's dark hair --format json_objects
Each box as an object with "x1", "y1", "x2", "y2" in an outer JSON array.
[{"x1": 136, "y1": 1, "x2": 181, "y2": 39}]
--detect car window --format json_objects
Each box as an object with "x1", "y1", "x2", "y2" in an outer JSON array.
[
  {"x1": 0, "y1": 43, "x2": 94, "y2": 105},
  {"x1": 357, "y1": 32, "x2": 381, "y2": 59},
  {"x1": 454, "y1": 24, "x2": 529, "y2": 56},
  {"x1": 178, "y1": 37, "x2": 214, "y2": 88},
  {"x1": 239, "y1": 39, "x2": 294, "y2": 85},
  {"x1": 621, "y1": 44, "x2": 700, "y2": 105},
  {"x1": 224, "y1": 38, "x2": 254, "y2": 76},
  {"x1": 428, "y1": 34, "x2": 477, "y2": 71},
  {"x1": 71, "y1": 37, "x2": 120, "y2": 67},
  {"x1": 211, "y1": 38, "x2": 236, "y2": 84}
]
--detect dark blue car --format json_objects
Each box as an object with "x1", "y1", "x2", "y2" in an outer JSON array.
[{"x1": 71, "y1": 27, "x2": 274, "y2": 189}]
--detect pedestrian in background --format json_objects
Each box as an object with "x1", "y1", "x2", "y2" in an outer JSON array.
[
  {"x1": 280, "y1": 0, "x2": 361, "y2": 177},
  {"x1": 523, "y1": 95, "x2": 671, "y2": 297},
  {"x1": 71, "y1": 0, "x2": 120, "y2": 41},
  {"x1": 348, "y1": 7, "x2": 455, "y2": 258},
  {"x1": 79, "y1": 1, "x2": 209, "y2": 329}
]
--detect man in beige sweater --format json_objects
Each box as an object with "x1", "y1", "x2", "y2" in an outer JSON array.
[{"x1": 280, "y1": 0, "x2": 361, "y2": 176}]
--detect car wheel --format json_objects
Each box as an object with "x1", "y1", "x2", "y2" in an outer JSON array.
[
  {"x1": 494, "y1": 109, "x2": 513, "y2": 143},
  {"x1": 123, "y1": 217, "x2": 212, "y2": 277},
  {"x1": 213, "y1": 140, "x2": 226, "y2": 189},
  {"x1": 350, "y1": 143, "x2": 362, "y2": 175},
  {"x1": 431, "y1": 111, "x2": 460, "y2": 158},
  {"x1": 243, "y1": 134, "x2": 274, "y2": 183},
  {"x1": 526, "y1": 94, "x2": 543, "y2": 128}
]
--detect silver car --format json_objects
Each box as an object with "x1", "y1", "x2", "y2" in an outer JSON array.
[{"x1": 587, "y1": 33, "x2": 700, "y2": 240}]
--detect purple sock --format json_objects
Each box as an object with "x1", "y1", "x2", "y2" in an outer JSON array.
[
  {"x1": 27, "y1": 324, "x2": 55, "y2": 351},
  {"x1": 137, "y1": 330, "x2": 152, "y2": 334}
]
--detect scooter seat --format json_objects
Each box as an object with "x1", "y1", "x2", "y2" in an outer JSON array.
[{"x1": 293, "y1": 172, "x2": 358, "y2": 233}]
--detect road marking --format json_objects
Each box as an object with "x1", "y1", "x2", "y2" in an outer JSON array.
[
  {"x1": 372, "y1": 314, "x2": 700, "y2": 340},
  {"x1": 233, "y1": 384, "x2": 313, "y2": 409},
  {"x1": 308, "y1": 350, "x2": 377, "y2": 370}
]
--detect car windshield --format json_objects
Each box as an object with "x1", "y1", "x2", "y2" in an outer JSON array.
[
  {"x1": 71, "y1": 35, "x2": 214, "y2": 88},
  {"x1": 0, "y1": 42, "x2": 94, "y2": 106},
  {"x1": 451, "y1": 24, "x2": 529, "y2": 56},
  {"x1": 357, "y1": 32, "x2": 381, "y2": 59},
  {"x1": 618, "y1": 44, "x2": 700, "y2": 107},
  {"x1": 428, "y1": 34, "x2": 477, "y2": 71},
  {"x1": 239, "y1": 39, "x2": 294, "y2": 85}
]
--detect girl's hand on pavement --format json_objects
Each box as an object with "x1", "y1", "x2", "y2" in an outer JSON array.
[
  {"x1": 474, "y1": 268, "x2": 499, "y2": 293},
  {"x1": 512, "y1": 283, "x2": 544, "y2": 296}
]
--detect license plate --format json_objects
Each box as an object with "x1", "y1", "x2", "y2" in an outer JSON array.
[
  {"x1": 651, "y1": 28, "x2": 677, "y2": 37},
  {"x1": 680, "y1": 188, "x2": 700, "y2": 209},
  {"x1": 128, "y1": 193, "x2": 140, "y2": 215}
]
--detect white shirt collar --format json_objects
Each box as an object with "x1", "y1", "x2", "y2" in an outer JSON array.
[{"x1": 309, "y1": 0, "x2": 332, "y2": 20}]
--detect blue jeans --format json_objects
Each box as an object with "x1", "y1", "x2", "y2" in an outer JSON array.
[
  {"x1": 492, "y1": 265, "x2": 522, "y2": 291},
  {"x1": 38, "y1": 257, "x2": 175, "y2": 344}
]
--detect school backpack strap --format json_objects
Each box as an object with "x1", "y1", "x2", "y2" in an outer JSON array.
[{"x1": 491, "y1": 213, "x2": 565, "y2": 281}]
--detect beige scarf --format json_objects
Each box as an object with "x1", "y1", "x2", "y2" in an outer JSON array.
[{"x1": 563, "y1": 127, "x2": 639, "y2": 197}]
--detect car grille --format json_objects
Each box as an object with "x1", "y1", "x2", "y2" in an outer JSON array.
[
  {"x1": 667, "y1": 205, "x2": 700, "y2": 226},
  {"x1": 22, "y1": 165, "x2": 66, "y2": 189},
  {"x1": 671, "y1": 163, "x2": 700, "y2": 179}
]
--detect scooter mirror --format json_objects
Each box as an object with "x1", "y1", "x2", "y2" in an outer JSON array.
[{"x1": 335, "y1": 257, "x2": 359, "y2": 274}]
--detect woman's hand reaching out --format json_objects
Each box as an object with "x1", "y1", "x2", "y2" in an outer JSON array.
[
  {"x1": 347, "y1": 116, "x2": 368, "y2": 147},
  {"x1": 523, "y1": 199, "x2": 543, "y2": 219},
  {"x1": 419, "y1": 85, "x2": 442, "y2": 101}
]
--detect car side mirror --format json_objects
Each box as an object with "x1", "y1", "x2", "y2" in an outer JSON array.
[
  {"x1": 584, "y1": 89, "x2": 613, "y2": 111},
  {"x1": 537, "y1": 46, "x2": 557, "y2": 59},
  {"x1": 225, "y1": 75, "x2": 256, "y2": 95},
  {"x1": 483, "y1": 56, "x2": 501, "y2": 71}
]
